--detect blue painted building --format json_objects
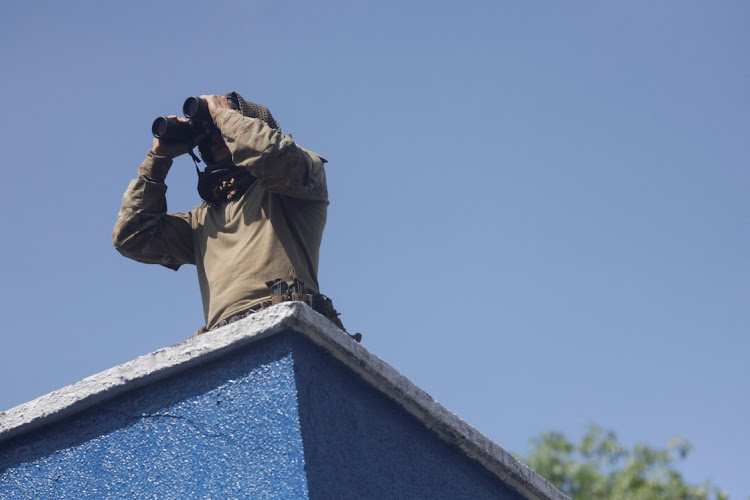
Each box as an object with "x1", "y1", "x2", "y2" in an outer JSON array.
[{"x1": 0, "y1": 302, "x2": 566, "y2": 499}]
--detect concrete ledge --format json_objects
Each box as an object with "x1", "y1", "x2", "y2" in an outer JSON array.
[{"x1": 0, "y1": 302, "x2": 567, "y2": 500}]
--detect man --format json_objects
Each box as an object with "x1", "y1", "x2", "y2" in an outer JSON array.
[{"x1": 114, "y1": 92, "x2": 349, "y2": 336}]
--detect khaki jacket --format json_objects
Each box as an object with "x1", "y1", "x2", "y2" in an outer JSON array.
[{"x1": 114, "y1": 109, "x2": 328, "y2": 330}]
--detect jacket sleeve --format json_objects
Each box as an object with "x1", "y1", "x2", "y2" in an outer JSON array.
[
  {"x1": 112, "y1": 151, "x2": 195, "y2": 270},
  {"x1": 213, "y1": 109, "x2": 329, "y2": 202}
]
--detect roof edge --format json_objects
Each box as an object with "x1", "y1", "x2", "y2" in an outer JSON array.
[
  {"x1": 0, "y1": 303, "x2": 298, "y2": 443},
  {"x1": 0, "y1": 302, "x2": 567, "y2": 500},
  {"x1": 284, "y1": 305, "x2": 568, "y2": 500}
]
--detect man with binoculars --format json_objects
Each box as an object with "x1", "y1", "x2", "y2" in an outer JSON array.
[{"x1": 113, "y1": 92, "x2": 351, "y2": 337}]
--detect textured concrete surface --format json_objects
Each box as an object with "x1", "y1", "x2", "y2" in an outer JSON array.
[
  {"x1": 0, "y1": 302, "x2": 567, "y2": 500},
  {"x1": 294, "y1": 335, "x2": 523, "y2": 499},
  {"x1": 0, "y1": 303, "x2": 296, "y2": 443},
  {"x1": 0, "y1": 334, "x2": 308, "y2": 499}
]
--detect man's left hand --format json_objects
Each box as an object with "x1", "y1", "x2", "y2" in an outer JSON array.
[{"x1": 201, "y1": 95, "x2": 232, "y2": 121}]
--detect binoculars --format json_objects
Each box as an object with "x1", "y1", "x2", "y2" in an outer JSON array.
[{"x1": 151, "y1": 96, "x2": 238, "y2": 144}]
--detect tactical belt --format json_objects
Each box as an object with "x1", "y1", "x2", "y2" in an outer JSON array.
[
  {"x1": 214, "y1": 308, "x2": 258, "y2": 329},
  {"x1": 202, "y1": 272, "x2": 361, "y2": 343},
  {"x1": 211, "y1": 293, "x2": 342, "y2": 330}
]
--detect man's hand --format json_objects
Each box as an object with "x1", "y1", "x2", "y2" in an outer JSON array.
[
  {"x1": 201, "y1": 95, "x2": 232, "y2": 121},
  {"x1": 151, "y1": 116, "x2": 206, "y2": 159}
]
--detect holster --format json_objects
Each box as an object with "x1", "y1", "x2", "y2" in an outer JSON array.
[{"x1": 306, "y1": 294, "x2": 347, "y2": 331}]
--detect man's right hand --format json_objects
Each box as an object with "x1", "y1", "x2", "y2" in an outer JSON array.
[{"x1": 151, "y1": 116, "x2": 206, "y2": 158}]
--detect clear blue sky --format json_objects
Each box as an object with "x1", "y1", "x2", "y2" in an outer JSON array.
[{"x1": 1, "y1": 1, "x2": 747, "y2": 497}]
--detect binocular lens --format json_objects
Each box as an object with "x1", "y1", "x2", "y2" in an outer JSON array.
[
  {"x1": 152, "y1": 117, "x2": 169, "y2": 138},
  {"x1": 183, "y1": 97, "x2": 205, "y2": 119},
  {"x1": 152, "y1": 116, "x2": 195, "y2": 143}
]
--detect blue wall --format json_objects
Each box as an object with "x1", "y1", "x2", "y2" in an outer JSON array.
[
  {"x1": 1, "y1": 331, "x2": 524, "y2": 499},
  {"x1": 292, "y1": 338, "x2": 523, "y2": 500},
  {"x1": 0, "y1": 335, "x2": 309, "y2": 499}
]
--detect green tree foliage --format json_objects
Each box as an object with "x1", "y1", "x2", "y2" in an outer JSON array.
[{"x1": 519, "y1": 425, "x2": 728, "y2": 500}]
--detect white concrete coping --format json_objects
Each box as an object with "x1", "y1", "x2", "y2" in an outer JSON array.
[{"x1": 0, "y1": 302, "x2": 568, "y2": 500}]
